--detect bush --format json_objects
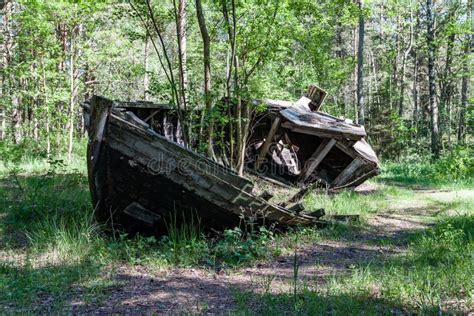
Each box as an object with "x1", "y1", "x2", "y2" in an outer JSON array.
[{"x1": 433, "y1": 146, "x2": 473, "y2": 182}]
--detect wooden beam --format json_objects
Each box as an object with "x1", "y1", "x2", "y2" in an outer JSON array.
[
  {"x1": 281, "y1": 121, "x2": 344, "y2": 140},
  {"x1": 298, "y1": 138, "x2": 336, "y2": 184},
  {"x1": 143, "y1": 109, "x2": 161, "y2": 123},
  {"x1": 115, "y1": 101, "x2": 173, "y2": 110},
  {"x1": 255, "y1": 116, "x2": 281, "y2": 170},
  {"x1": 335, "y1": 139, "x2": 357, "y2": 159},
  {"x1": 331, "y1": 157, "x2": 365, "y2": 187}
]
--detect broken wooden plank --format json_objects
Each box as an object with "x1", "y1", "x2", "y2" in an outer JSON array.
[
  {"x1": 299, "y1": 138, "x2": 337, "y2": 183},
  {"x1": 123, "y1": 202, "x2": 162, "y2": 227},
  {"x1": 307, "y1": 208, "x2": 325, "y2": 218},
  {"x1": 287, "y1": 202, "x2": 305, "y2": 214},
  {"x1": 331, "y1": 157, "x2": 365, "y2": 187},
  {"x1": 335, "y1": 139, "x2": 358, "y2": 159},
  {"x1": 143, "y1": 109, "x2": 161, "y2": 123},
  {"x1": 263, "y1": 99, "x2": 293, "y2": 109},
  {"x1": 331, "y1": 167, "x2": 380, "y2": 191},
  {"x1": 256, "y1": 115, "x2": 282, "y2": 170},
  {"x1": 285, "y1": 182, "x2": 320, "y2": 206},
  {"x1": 306, "y1": 84, "x2": 327, "y2": 112},
  {"x1": 280, "y1": 107, "x2": 366, "y2": 140}
]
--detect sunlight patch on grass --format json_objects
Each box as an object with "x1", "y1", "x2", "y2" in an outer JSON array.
[{"x1": 304, "y1": 183, "x2": 414, "y2": 216}]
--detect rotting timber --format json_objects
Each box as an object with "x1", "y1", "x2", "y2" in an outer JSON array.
[
  {"x1": 247, "y1": 85, "x2": 379, "y2": 190},
  {"x1": 82, "y1": 96, "x2": 326, "y2": 234},
  {"x1": 82, "y1": 86, "x2": 379, "y2": 233}
]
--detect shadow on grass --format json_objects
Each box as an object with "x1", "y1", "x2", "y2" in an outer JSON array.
[
  {"x1": 232, "y1": 289, "x2": 445, "y2": 315},
  {"x1": 0, "y1": 260, "x2": 103, "y2": 313},
  {"x1": 0, "y1": 172, "x2": 91, "y2": 249},
  {"x1": 0, "y1": 172, "x2": 108, "y2": 312}
]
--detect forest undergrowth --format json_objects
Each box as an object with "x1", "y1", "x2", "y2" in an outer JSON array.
[{"x1": 0, "y1": 152, "x2": 472, "y2": 313}]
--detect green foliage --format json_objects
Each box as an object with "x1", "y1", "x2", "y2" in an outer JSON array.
[
  {"x1": 415, "y1": 216, "x2": 473, "y2": 266},
  {"x1": 379, "y1": 145, "x2": 474, "y2": 187},
  {"x1": 433, "y1": 146, "x2": 474, "y2": 182},
  {"x1": 213, "y1": 226, "x2": 275, "y2": 266}
]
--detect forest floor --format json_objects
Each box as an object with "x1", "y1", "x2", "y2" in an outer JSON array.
[
  {"x1": 69, "y1": 187, "x2": 473, "y2": 315},
  {"x1": 0, "y1": 159, "x2": 473, "y2": 314}
]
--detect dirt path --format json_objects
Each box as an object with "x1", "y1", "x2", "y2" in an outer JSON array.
[{"x1": 56, "y1": 188, "x2": 474, "y2": 314}]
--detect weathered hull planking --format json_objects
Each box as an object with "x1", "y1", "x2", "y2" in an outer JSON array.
[{"x1": 83, "y1": 96, "x2": 324, "y2": 233}]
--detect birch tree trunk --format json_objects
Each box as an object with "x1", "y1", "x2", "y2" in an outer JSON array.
[
  {"x1": 398, "y1": 11, "x2": 413, "y2": 117},
  {"x1": 356, "y1": 0, "x2": 365, "y2": 125}
]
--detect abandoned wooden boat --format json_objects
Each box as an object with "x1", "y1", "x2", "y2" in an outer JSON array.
[
  {"x1": 82, "y1": 96, "x2": 325, "y2": 233},
  {"x1": 247, "y1": 86, "x2": 380, "y2": 190}
]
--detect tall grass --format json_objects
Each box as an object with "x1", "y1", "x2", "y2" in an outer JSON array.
[{"x1": 164, "y1": 211, "x2": 208, "y2": 266}]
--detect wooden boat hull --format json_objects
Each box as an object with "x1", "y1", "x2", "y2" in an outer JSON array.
[
  {"x1": 84, "y1": 96, "x2": 323, "y2": 233},
  {"x1": 247, "y1": 97, "x2": 380, "y2": 190}
]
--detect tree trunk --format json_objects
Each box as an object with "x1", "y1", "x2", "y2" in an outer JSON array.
[
  {"x1": 458, "y1": 0, "x2": 471, "y2": 143},
  {"x1": 356, "y1": 0, "x2": 365, "y2": 125},
  {"x1": 392, "y1": 14, "x2": 400, "y2": 109},
  {"x1": 195, "y1": 0, "x2": 215, "y2": 159},
  {"x1": 0, "y1": 1, "x2": 8, "y2": 141},
  {"x1": 228, "y1": 0, "x2": 244, "y2": 174},
  {"x1": 67, "y1": 33, "x2": 76, "y2": 162},
  {"x1": 4, "y1": 1, "x2": 22, "y2": 143},
  {"x1": 411, "y1": 14, "x2": 421, "y2": 138},
  {"x1": 41, "y1": 57, "x2": 51, "y2": 157},
  {"x1": 441, "y1": 32, "x2": 455, "y2": 148},
  {"x1": 426, "y1": 0, "x2": 440, "y2": 158},
  {"x1": 222, "y1": 0, "x2": 238, "y2": 168},
  {"x1": 11, "y1": 96, "x2": 21, "y2": 144},
  {"x1": 398, "y1": 11, "x2": 413, "y2": 117},
  {"x1": 352, "y1": 28, "x2": 358, "y2": 121},
  {"x1": 143, "y1": 31, "x2": 150, "y2": 101},
  {"x1": 412, "y1": 49, "x2": 419, "y2": 134},
  {"x1": 174, "y1": 0, "x2": 188, "y2": 111},
  {"x1": 222, "y1": 0, "x2": 235, "y2": 100}
]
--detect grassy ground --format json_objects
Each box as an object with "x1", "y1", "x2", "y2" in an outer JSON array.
[{"x1": 0, "y1": 157, "x2": 472, "y2": 313}]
